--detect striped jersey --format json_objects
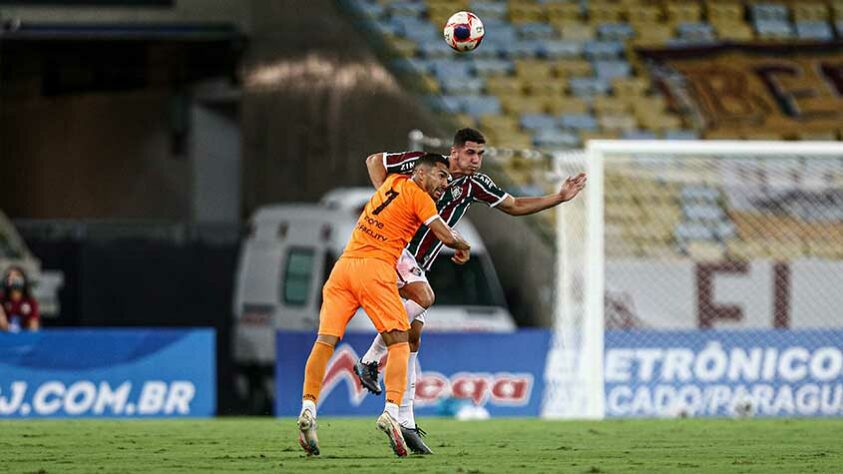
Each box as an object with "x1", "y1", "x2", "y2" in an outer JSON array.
[{"x1": 383, "y1": 151, "x2": 510, "y2": 271}]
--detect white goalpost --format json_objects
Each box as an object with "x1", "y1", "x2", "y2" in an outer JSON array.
[{"x1": 543, "y1": 140, "x2": 843, "y2": 419}]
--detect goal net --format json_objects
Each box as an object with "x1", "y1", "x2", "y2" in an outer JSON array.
[{"x1": 544, "y1": 140, "x2": 843, "y2": 419}]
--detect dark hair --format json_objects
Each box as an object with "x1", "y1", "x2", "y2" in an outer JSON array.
[
  {"x1": 453, "y1": 128, "x2": 486, "y2": 147},
  {"x1": 414, "y1": 153, "x2": 449, "y2": 170},
  {"x1": 1, "y1": 266, "x2": 32, "y2": 300}
]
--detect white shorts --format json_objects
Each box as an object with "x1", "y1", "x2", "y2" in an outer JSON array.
[{"x1": 395, "y1": 249, "x2": 428, "y2": 324}]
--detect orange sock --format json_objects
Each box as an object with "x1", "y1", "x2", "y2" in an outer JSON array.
[
  {"x1": 384, "y1": 342, "x2": 410, "y2": 406},
  {"x1": 302, "y1": 340, "x2": 334, "y2": 404}
]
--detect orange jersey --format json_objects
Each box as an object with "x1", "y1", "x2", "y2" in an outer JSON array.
[{"x1": 342, "y1": 174, "x2": 440, "y2": 265}]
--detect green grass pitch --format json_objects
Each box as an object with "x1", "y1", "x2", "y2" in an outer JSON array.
[{"x1": 2, "y1": 418, "x2": 842, "y2": 473}]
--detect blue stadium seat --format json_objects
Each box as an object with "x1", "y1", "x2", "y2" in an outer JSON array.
[
  {"x1": 463, "y1": 95, "x2": 503, "y2": 117},
  {"x1": 750, "y1": 3, "x2": 789, "y2": 22},
  {"x1": 518, "y1": 22, "x2": 557, "y2": 39},
  {"x1": 597, "y1": 22, "x2": 635, "y2": 41},
  {"x1": 560, "y1": 113, "x2": 599, "y2": 131},
  {"x1": 418, "y1": 38, "x2": 453, "y2": 58},
  {"x1": 677, "y1": 22, "x2": 716, "y2": 41},
  {"x1": 675, "y1": 222, "x2": 715, "y2": 241},
  {"x1": 394, "y1": 18, "x2": 439, "y2": 41},
  {"x1": 472, "y1": 59, "x2": 514, "y2": 76},
  {"x1": 440, "y1": 77, "x2": 485, "y2": 96},
  {"x1": 483, "y1": 21, "x2": 519, "y2": 43},
  {"x1": 621, "y1": 130, "x2": 657, "y2": 140},
  {"x1": 520, "y1": 113, "x2": 560, "y2": 131},
  {"x1": 664, "y1": 129, "x2": 700, "y2": 140},
  {"x1": 594, "y1": 60, "x2": 631, "y2": 80},
  {"x1": 568, "y1": 77, "x2": 611, "y2": 97},
  {"x1": 533, "y1": 129, "x2": 581, "y2": 148},
  {"x1": 428, "y1": 95, "x2": 464, "y2": 113},
  {"x1": 583, "y1": 41, "x2": 625, "y2": 59},
  {"x1": 542, "y1": 40, "x2": 583, "y2": 59},
  {"x1": 390, "y1": 58, "x2": 431, "y2": 75},
  {"x1": 680, "y1": 185, "x2": 720, "y2": 202},
  {"x1": 714, "y1": 221, "x2": 737, "y2": 241},
  {"x1": 470, "y1": 1, "x2": 508, "y2": 21},
  {"x1": 683, "y1": 203, "x2": 725, "y2": 221},
  {"x1": 501, "y1": 40, "x2": 544, "y2": 58},
  {"x1": 351, "y1": 2, "x2": 385, "y2": 19},
  {"x1": 795, "y1": 21, "x2": 834, "y2": 40},
  {"x1": 388, "y1": 1, "x2": 426, "y2": 18},
  {"x1": 753, "y1": 19, "x2": 794, "y2": 38},
  {"x1": 430, "y1": 59, "x2": 474, "y2": 81}
]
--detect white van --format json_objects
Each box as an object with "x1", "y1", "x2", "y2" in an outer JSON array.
[{"x1": 231, "y1": 188, "x2": 515, "y2": 410}]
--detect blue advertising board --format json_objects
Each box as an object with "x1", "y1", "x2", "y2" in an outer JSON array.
[
  {"x1": 605, "y1": 329, "x2": 843, "y2": 418},
  {"x1": 276, "y1": 330, "x2": 551, "y2": 417},
  {"x1": 0, "y1": 329, "x2": 215, "y2": 418}
]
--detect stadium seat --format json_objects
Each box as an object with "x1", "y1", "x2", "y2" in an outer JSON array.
[
  {"x1": 542, "y1": 40, "x2": 584, "y2": 59},
  {"x1": 546, "y1": 2, "x2": 582, "y2": 22},
  {"x1": 792, "y1": 2, "x2": 829, "y2": 21},
  {"x1": 485, "y1": 76, "x2": 525, "y2": 96},
  {"x1": 508, "y1": 2, "x2": 545, "y2": 24},
  {"x1": 440, "y1": 76, "x2": 485, "y2": 95},
  {"x1": 515, "y1": 59, "x2": 553, "y2": 79},
  {"x1": 546, "y1": 97, "x2": 590, "y2": 115},
  {"x1": 633, "y1": 24, "x2": 675, "y2": 44},
  {"x1": 500, "y1": 96, "x2": 547, "y2": 115},
  {"x1": 750, "y1": 3, "x2": 789, "y2": 22},
  {"x1": 553, "y1": 59, "x2": 593, "y2": 78},
  {"x1": 501, "y1": 40, "x2": 545, "y2": 58},
  {"x1": 754, "y1": 19, "x2": 794, "y2": 38},
  {"x1": 555, "y1": 21, "x2": 596, "y2": 41},
  {"x1": 601, "y1": 114, "x2": 638, "y2": 132},
  {"x1": 597, "y1": 22, "x2": 635, "y2": 40},
  {"x1": 518, "y1": 22, "x2": 557, "y2": 39},
  {"x1": 479, "y1": 114, "x2": 519, "y2": 133},
  {"x1": 587, "y1": 2, "x2": 625, "y2": 23},
  {"x1": 627, "y1": 5, "x2": 662, "y2": 25},
  {"x1": 594, "y1": 60, "x2": 632, "y2": 80},
  {"x1": 677, "y1": 22, "x2": 716, "y2": 41},
  {"x1": 795, "y1": 21, "x2": 834, "y2": 40},
  {"x1": 664, "y1": 129, "x2": 700, "y2": 140},
  {"x1": 712, "y1": 21, "x2": 755, "y2": 40},
  {"x1": 463, "y1": 95, "x2": 503, "y2": 117},
  {"x1": 666, "y1": 3, "x2": 702, "y2": 25},
  {"x1": 473, "y1": 59, "x2": 515, "y2": 77},
  {"x1": 706, "y1": 2, "x2": 744, "y2": 24},
  {"x1": 560, "y1": 113, "x2": 599, "y2": 131},
  {"x1": 520, "y1": 113, "x2": 560, "y2": 131},
  {"x1": 675, "y1": 222, "x2": 715, "y2": 241},
  {"x1": 389, "y1": 1, "x2": 427, "y2": 18},
  {"x1": 686, "y1": 240, "x2": 726, "y2": 261},
  {"x1": 470, "y1": 1, "x2": 508, "y2": 21},
  {"x1": 568, "y1": 77, "x2": 611, "y2": 97},
  {"x1": 524, "y1": 79, "x2": 566, "y2": 96},
  {"x1": 391, "y1": 57, "x2": 431, "y2": 75},
  {"x1": 593, "y1": 96, "x2": 630, "y2": 115},
  {"x1": 621, "y1": 129, "x2": 658, "y2": 139},
  {"x1": 612, "y1": 77, "x2": 648, "y2": 97},
  {"x1": 583, "y1": 40, "x2": 625, "y2": 59},
  {"x1": 532, "y1": 129, "x2": 581, "y2": 148}
]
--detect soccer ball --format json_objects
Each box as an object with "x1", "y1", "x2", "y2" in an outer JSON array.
[{"x1": 443, "y1": 11, "x2": 484, "y2": 52}]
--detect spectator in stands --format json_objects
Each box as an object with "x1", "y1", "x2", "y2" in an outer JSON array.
[{"x1": 0, "y1": 266, "x2": 40, "y2": 332}]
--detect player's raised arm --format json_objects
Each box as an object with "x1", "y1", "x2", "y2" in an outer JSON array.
[
  {"x1": 427, "y1": 218, "x2": 470, "y2": 251},
  {"x1": 365, "y1": 153, "x2": 387, "y2": 188},
  {"x1": 496, "y1": 172, "x2": 587, "y2": 216}
]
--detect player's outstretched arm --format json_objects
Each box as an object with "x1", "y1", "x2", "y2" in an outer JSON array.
[
  {"x1": 427, "y1": 218, "x2": 471, "y2": 251},
  {"x1": 365, "y1": 153, "x2": 387, "y2": 188},
  {"x1": 496, "y1": 172, "x2": 587, "y2": 216}
]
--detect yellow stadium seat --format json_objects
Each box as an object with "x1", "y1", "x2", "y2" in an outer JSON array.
[
  {"x1": 386, "y1": 37, "x2": 417, "y2": 57},
  {"x1": 523, "y1": 79, "x2": 567, "y2": 96},
  {"x1": 546, "y1": 2, "x2": 582, "y2": 22},
  {"x1": 553, "y1": 59, "x2": 593, "y2": 78},
  {"x1": 479, "y1": 114, "x2": 520, "y2": 133},
  {"x1": 500, "y1": 96, "x2": 548, "y2": 115},
  {"x1": 453, "y1": 113, "x2": 477, "y2": 128},
  {"x1": 712, "y1": 21, "x2": 754, "y2": 41},
  {"x1": 593, "y1": 96, "x2": 631, "y2": 115},
  {"x1": 554, "y1": 21, "x2": 596, "y2": 40},
  {"x1": 493, "y1": 130, "x2": 535, "y2": 149},
  {"x1": 627, "y1": 5, "x2": 662, "y2": 25},
  {"x1": 638, "y1": 114, "x2": 683, "y2": 132},
  {"x1": 706, "y1": 2, "x2": 744, "y2": 24},
  {"x1": 797, "y1": 131, "x2": 838, "y2": 141},
  {"x1": 726, "y1": 239, "x2": 768, "y2": 261},
  {"x1": 485, "y1": 76, "x2": 526, "y2": 96},
  {"x1": 666, "y1": 3, "x2": 702, "y2": 24},
  {"x1": 418, "y1": 74, "x2": 441, "y2": 93},
  {"x1": 626, "y1": 95, "x2": 667, "y2": 115},
  {"x1": 579, "y1": 130, "x2": 620, "y2": 143},
  {"x1": 613, "y1": 77, "x2": 649, "y2": 97},
  {"x1": 687, "y1": 241, "x2": 726, "y2": 261},
  {"x1": 546, "y1": 97, "x2": 590, "y2": 114},
  {"x1": 766, "y1": 240, "x2": 807, "y2": 259},
  {"x1": 587, "y1": 2, "x2": 626, "y2": 23},
  {"x1": 792, "y1": 2, "x2": 829, "y2": 21},
  {"x1": 599, "y1": 113, "x2": 638, "y2": 132},
  {"x1": 515, "y1": 59, "x2": 554, "y2": 80},
  {"x1": 426, "y1": 5, "x2": 460, "y2": 24},
  {"x1": 632, "y1": 24, "x2": 674, "y2": 44},
  {"x1": 509, "y1": 2, "x2": 545, "y2": 24}
]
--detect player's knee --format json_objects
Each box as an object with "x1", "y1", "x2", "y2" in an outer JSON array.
[{"x1": 416, "y1": 290, "x2": 434, "y2": 309}]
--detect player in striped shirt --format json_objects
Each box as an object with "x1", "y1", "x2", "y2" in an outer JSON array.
[{"x1": 354, "y1": 128, "x2": 587, "y2": 454}]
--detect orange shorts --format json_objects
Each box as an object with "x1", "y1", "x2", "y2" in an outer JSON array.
[{"x1": 318, "y1": 257, "x2": 409, "y2": 339}]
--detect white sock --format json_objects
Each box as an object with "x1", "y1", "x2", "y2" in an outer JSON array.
[
  {"x1": 384, "y1": 402, "x2": 400, "y2": 420},
  {"x1": 361, "y1": 299, "x2": 427, "y2": 365},
  {"x1": 300, "y1": 399, "x2": 316, "y2": 418},
  {"x1": 398, "y1": 352, "x2": 418, "y2": 428},
  {"x1": 361, "y1": 333, "x2": 387, "y2": 365}
]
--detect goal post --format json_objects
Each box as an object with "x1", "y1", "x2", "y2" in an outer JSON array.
[{"x1": 543, "y1": 140, "x2": 843, "y2": 419}]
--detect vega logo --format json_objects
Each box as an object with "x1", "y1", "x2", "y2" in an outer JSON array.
[{"x1": 320, "y1": 344, "x2": 533, "y2": 407}]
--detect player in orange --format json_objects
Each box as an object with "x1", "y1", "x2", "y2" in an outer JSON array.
[{"x1": 297, "y1": 153, "x2": 470, "y2": 458}]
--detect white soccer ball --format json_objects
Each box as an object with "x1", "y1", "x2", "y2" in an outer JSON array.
[{"x1": 443, "y1": 11, "x2": 484, "y2": 53}]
